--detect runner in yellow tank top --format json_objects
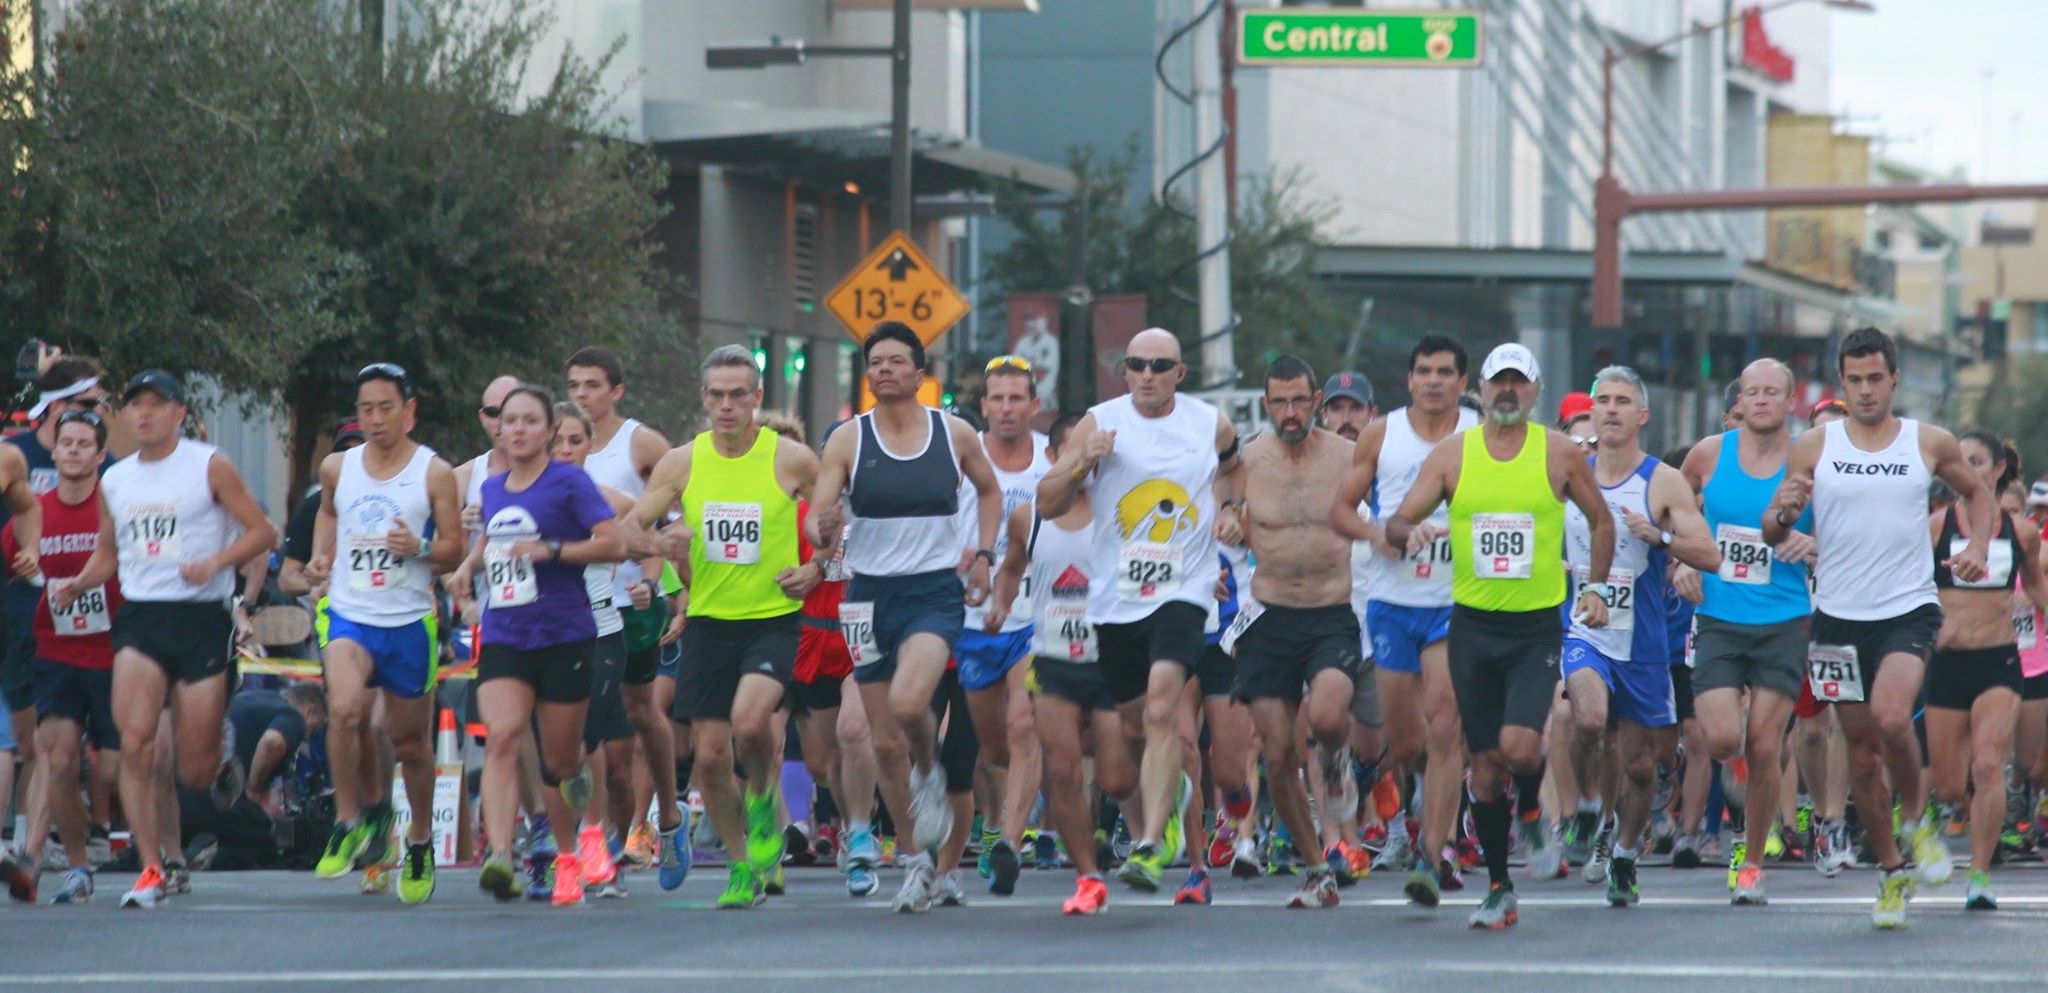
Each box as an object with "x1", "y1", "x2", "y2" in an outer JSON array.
[{"x1": 1380, "y1": 343, "x2": 1615, "y2": 930}]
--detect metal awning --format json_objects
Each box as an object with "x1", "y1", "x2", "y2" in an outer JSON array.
[{"x1": 1314, "y1": 245, "x2": 1746, "y2": 284}]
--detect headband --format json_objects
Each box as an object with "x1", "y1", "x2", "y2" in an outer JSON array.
[{"x1": 28, "y1": 377, "x2": 100, "y2": 420}]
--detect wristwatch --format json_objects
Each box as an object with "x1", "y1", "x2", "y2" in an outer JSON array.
[
  {"x1": 546, "y1": 540, "x2": 563, "y2": 563},
  {"x1": 973, "y1": 548, "x2": 996, "y2": 566},
  {"x1": 1579, "y1": 582, "x2": 1614, "y2": 602},
  {"x1": 1657, "y1": 530, "x2": 1674, "y2": 548}
]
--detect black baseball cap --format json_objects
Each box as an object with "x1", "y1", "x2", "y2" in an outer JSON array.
[
  {"x1": 1321, "y1": 372, "x2": 1374, "y2": 410},
  {"x1": 122, "y1": 369, "x2": 186, "y2": 404},
  {"x1": 333, "y1": 420, "x2": 366, "y2": 448}
]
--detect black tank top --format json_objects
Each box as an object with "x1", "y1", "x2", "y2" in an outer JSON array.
[
  {"x1": 846, "y1": 409, "x2": 960, "y2": 519},
  {"x1": 1933, "y1": 506, "x2": 2021, "y2": 591}
]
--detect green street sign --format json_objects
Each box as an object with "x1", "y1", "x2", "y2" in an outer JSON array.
[{"x1": 1237, "y1": 9, "x2": 1482, "y2": 68}]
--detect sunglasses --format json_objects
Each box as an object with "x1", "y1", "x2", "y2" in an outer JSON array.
[
  {"x1": 356, "y1": 362, "x2": 415, "y2": 398},
  {"x1": 480, "y1": 405, "x2": 502, "y2": 419},
  {"x1": 57, "y1": 410, "x2": 104, "y2": 429},
  {"x1": 985, "y1": 354, "x2": 1033, "y2": 374},
  {"x1": 1122, "y1": 357, "x2": 1179, "y2": 375},
  {"x1": 63, "y1": 396, "x2": 103, "y2": 411},
  {"x1": 1572, "y1": 436, "x2": 1597, "y2": 449}
]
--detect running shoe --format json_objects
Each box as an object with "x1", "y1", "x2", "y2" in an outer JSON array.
[
  {"x1": 1584, "y1": 822, "x2": 1613, "y2": 885},
  {"x1": 623, "y1": 822, "x2": 656, "y2": 869},
  {"x1": 164, "y1": 860, "x2": 191, "y2": 895},
  {"x1": 50, "y1": 866, "x2": 92, "y2": 905},
  {"x1": 1230, "y1": 835, "x2": 1261, "y2": 879},
  {"x1": 0, "y1": 850, "x2": 35, "y2": 903},
  {"x1": 87, "y1": 826, "x2": 112, "y2": 867},
  {"x1": 1815, "y1": 822, "x2": 1854, "y2": 877},
  {"x1": 1911, "y1": 816, "x2": 1954, "y2": 887},
  {"x1": 1726, "y1": 840, "x2": 1747, "y2": 891},
  {"x1": 1268, "y1": 831, "x2": 1300, "y2": 877},
  {"x1": 358, "y1": 803, "x2": 394, "y2": 869},
  {"x1": 1519, "y1": 815, "x2": 1561, "y2": 882},
  {"x1": 397, "y1": 842, "x2": 435, "y2": 906},
  {"x1": 934, "y1": 870, "x2": 968, "y2": 907},
  {"x1": 1372, "y1": 825, "x2": 1413, "y2": 873},
  {"x1": 743, "y1": 787, "x2": 783, "y2": 877},
  {"x1": 1033, "y1": 831, "x2": 1060, "y2": 870},
  {"x1": 1115, "y1": 842, "x2": 1163, "y2": 892},
  {"x1": 1605, "y1": 854, "x2": 1639, "y2": 908},
  {"x1": 209, "y1": 752, "x2": 245, "y2": 812},
  {"x1": 1964, "y1": 869, "x2": 1996, "y2": 911},
  {"x1": 1438, "y1": 855, "x2": 1465, "y2": 892},
  {"x1": 1871, "y1": 867, "x2": 1912, "y2": 929},
  {"x1": 315, "y1": 820, "x2": 372, "y2": 879},
  {"x1": 478, "y1": 855, "x2": 520, "y2": 901},
  {"x1": 1286, "y1": 869, "x2": 1340, "y2": 909},
  {"x1": 1732, "y1": 864, "x2": 1765, "y2": 906},
  {"x1": 360, "y1": 860, "x2": 392, "y2": 895},
  {"x1": 525, "y1": 813, "x2": 557, "y2": 860},
  {"x1": 1764, "y1": 823, "x2": 1786, "y2": 861},
  {"x1": 1319, "y1": 747, "x2": 1358, "y2": 823},
  {"x1": 845, "y1": 824, "x2": 883, "y2": 898},
  {"x1": 577, "y1": 824, "x2": 617, "y2": 888},
  {"x1": 1403, "y1": 856, "x2": 1441, "y2": 908},
  {"x1": 909, "y1": 767, "x2": 952, "y2": 853},
  {"x1": 977, "y1": 827, "x2": 1000, "y2": 879},
  {"x1": 597, "y1": 873, "x2": 628, "y2": 899},
  {"x1": 847, "y1": 861, "x2": 879, "y2": 898},
  {"x1": 1111, "y1": 816, "x2": 1134, "y2": 861},
  {"x1": 1062, "y1": 874, "x2": 1108, "y2": 915},
  {"x1": 1467, "y1": 882, "x2": 1517, "y2": 930},
  {"x1": 988, "y1": 839, "x2": 1021, "y2": 896},
  {"x1": 1161, "y1": 773, "x2": 1193, "y2": 866},
  {"x1": 558, "y1": 765, "x2": 593, "y2": 812},
  {"x1": 1174, "y1": 868, "x2": 1211, "y2": 906},
  {"x1": 764, "y1": 862, "x2": 785, "y2": 896},
  {"x1": 120, "y1": 865, "x2": 166, "y2": 909},
  {"x1": 658, "y1": 810, "x2": 692, "y2": 891},
  {"x1": 717, "y1": 862, "x2": 764, "y2": 910},
  {"x1": 1208, "y1": 817, "x2": 1237, "y2": 870},
  {"x1": 892, "y1": 854, "x2": 935, "y2": 914},
  {"x1": 525, "y1": 855, "x2": 555, "y2": 902},
  {"x1": 1562, "y1": 809, "x2": 1599, "y2": 866},
  {"x1": 1671, "y1": 831, "x2": 1701, "y2": 869},
  {"x1": 1342, "y1": 842, "x2": 1374, "y2": 880},
  {"x1": 1325, "y1": 844, "x2": 1357, "y2": 887},
  {"x1": 784, "y1": 823, "x2": 814, "y2": 867}
]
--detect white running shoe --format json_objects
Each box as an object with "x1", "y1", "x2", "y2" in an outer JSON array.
[{"x1": 892, "y1": 854, "x2": 935, "y2": 914}]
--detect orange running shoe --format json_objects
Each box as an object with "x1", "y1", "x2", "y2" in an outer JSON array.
[
  {"x1": 1062, "y1": 875, "x2": 1108, "y2": 916},
  {"x1": 551, "y1": 853, "x2": 585, "y2": 907},
  {"x1": 577, "y1": 826, "x2": 616, "y2": 886},
  {"x1": 1373, "y1": 772, "x2": 1403, "y2": 823}
]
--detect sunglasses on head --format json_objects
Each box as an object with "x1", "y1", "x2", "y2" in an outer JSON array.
[
  {"x1": 1122, "y1": 357, "x2": 1179, "y2": 375},
  {"x1": 57, "y1": 410, "x2": 104, "y2": 429},
  {"x1": 985, "y1": 354, "x2": 1032, "y2": 374},
  {"x1": 356, "y1": 362, "x2": 414, "y2": 398}
]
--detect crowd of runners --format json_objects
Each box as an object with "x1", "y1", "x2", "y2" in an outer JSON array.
[{"x1": 3, "y1": 321, "x2": 2047, "y2": 931}]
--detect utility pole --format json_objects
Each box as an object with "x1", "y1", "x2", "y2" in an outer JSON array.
[
  {"x1": 889, "y1": 0, "x2": 912, "y2": 234},
  {"x1": 1191, "y1": 3, "x2": 1233, "y2": 388}
]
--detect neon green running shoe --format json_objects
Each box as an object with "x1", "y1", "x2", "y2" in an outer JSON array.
[
  {"x1": 1161, "y1": 773, "x2": 1193, "y2": 866},
  {"x1": 1726, "y1": 840, "x2": 1747, "y2": 891},
  {"x1": 397, "y1": 841, "x2": 435, "y2": 906},
  {"x1": 1764, "y1": 825, "x2": 1785, "y2": 861},
  {"x1": 717, "y1": 862, "x2": 764, "y2": 910},
  {"x1": 744, "y1": 787, "x2": 784, "y2": 877},
  {"x1": 315, "y1": 820, "x2": 373, "y2": 879}
]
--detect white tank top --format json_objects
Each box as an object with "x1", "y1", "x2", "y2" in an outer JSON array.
[
  {"x1": 1085, "y1": 393, "x2": 1222, "y2": 626},
  {"x1": 462, "y1": 453, "x2": 492, "y2": 530},
  {"x1": 1028, "y1": 513, "x2": 1098, "y2": 664},
  {"x1": 102, "y1": 439, "x2": 235, "y2": 602},
  {"x1": 1369, "y1": 406, "x2": 1476, "y2": 608},
  {"x1": 1565, "y1": 460, "x2": 1654, "y2": 661},
  {"x1": 961, "y1": 433, "x2": 1051, "y2": 635},
  {"x1": 328, "y1": 444, "x2": 438, "y2": 624},
  {"x1": 1813, "y1": 418, "x2": 1937, "y2": 621},
  {"x1": 845, "y1": 410, "x2": 964, "y2": 577},
  {"x1": 585, "y1": 561, "x2": 622, "y2": 637},
  {"x1": 584, "y1": 419, "x2": 647, "y2": 601}
]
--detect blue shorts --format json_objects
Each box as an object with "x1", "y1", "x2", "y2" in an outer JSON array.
[
  {"x1": 658, "y1": 637, "x2": 682, "y2": 680},
  {"x1": 957, "y1": 626, "x2": 1034, "y2": 691},
  {"x1": 0, "y1": 688, "x2": 14, "y2": 751},
  {"x1": 1562, "y1": 638, "x2": 1677, "y2": 729},
  {"x1": 846, "y1": 570, "x2": 964, "y2": 686},
  {"x1": 324, "y1": 611, "x2": 440, "y2": 700},
  {"x1": 1366, "y1": 601, "x2": 1453, "y2": 675}
]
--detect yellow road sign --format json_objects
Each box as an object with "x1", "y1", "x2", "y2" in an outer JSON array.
[{"x1": 824, "y1": 231, "x2": 971, "y2": 346}]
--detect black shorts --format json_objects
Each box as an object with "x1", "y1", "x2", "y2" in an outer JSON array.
[
  {"x1": 1, "y1": 619, "x2": 34, "y2": 709},
  {"x1": 1034, "y1": 656, "x2": 1115, "y2": 712},
  {"x1": 1808, "y1": 604, "x2": 1943, "y2": 698},
  {"x1": 1194, "y1": 644, "x2": 1234, "y2": 699},
  {"x1": 621, "y1": 601, "x2": 666, "y2": 685},
  {"x1": 479, "y1": 640, "x2": 594, "y2": 704},
  {"x1": 1925, "y1": 644, "x2": 2023, "y2": 711},
  {"x1": 933, "y1": 668, "x2": 977, "y2": 794},
  {"x1": 672, "y1": 613, "x2": 799, "y2": 722},
  {"x1": 1232, "y1": 603, "x2": 1362, "y2": 704},
  {"x1": 2026, "y1": 671, "x2": 2048, "y2": 702},
  {"x1": 32, "y1": 660, "x2": 119, "y2": 750},
  {"x1": 1670, "y1": 662, "x2": 1695, "y2": 723},
  {"x1": 111, "y1": 601, "x2": 234, "y2": 684},
  {"x1": 1448, "y1": 604, "x2": 1562, "y2": 755},
  {"x1": 583, "y1": 632, "x2": 632, "y2": 748},
  {"x1": 1097, "y1": 601, "x2": 1208, "y2": 705},
  {"x1": 845, "y1": 570, "x2": 964, "y2": 686}
]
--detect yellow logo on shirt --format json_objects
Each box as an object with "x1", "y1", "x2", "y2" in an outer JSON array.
[{"x1": 1115, "y1": 480, "x2": 1199, "y2": 543}]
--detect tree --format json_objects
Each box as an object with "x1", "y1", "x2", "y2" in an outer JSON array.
[
  {"x1": 982, "y1": 140, "x2": 1348, "y2": 393},
  {"x1": 0, "y1": 0, "x2": 677, "y2": 488}
]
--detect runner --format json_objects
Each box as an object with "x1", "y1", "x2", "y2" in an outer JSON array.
[
  {"x1": 625, "y1": 345, "x2": 821, "y2": 909},
  {"x1": 1763, "y1": 326, "x2": 1994, "y2": 929},
  {"x1": 1924, "y1": 431, "x2": 2043, "y2": 910},
  {"x1": 1557, "y1": 366, "x2": 1718, "y2": 908},
  {"x1": 1314, "y1": 370, "x2": 1380, "y2": 884},
  {"x1": 0, "y1": 359, "x2": 64, "y2": 889},
  {"x1": 0, "y1": 410, "x2": 117, "y2": 904},
  {"x1": 956, "y1": 355, "x2": 1049, "y2": 897},
  {"x1": 1036, "y1": 327, "x2": 1244, "y2": 893},
  {"x1": 1673, "y1": 358, "x2": 1818, "y2": 904},
  {"x1": 1380, "y1": 343, "x2": 1615, "y2": 929},
  {"x1": 1330, "y1": 335, "x2": 1488, "y2": 905},
  {"x1": 808, "y1": 323, "x2": 1000, "y2": 913},
  {"x1": 57, "y1": 370, "x2": 276, "y2": 908},
  {"x1": 1232, "y1": 357, "x2": 1364, "y2": 909},
  {"x1": 458, "y1": 385, "x2": 625, "y2": 906},
  {"x1": 563, "y1": 347, "x2": 681, "y2": 876},
  {"x1": 298, "y1": 364, "x2": 465, "y2": 904}
]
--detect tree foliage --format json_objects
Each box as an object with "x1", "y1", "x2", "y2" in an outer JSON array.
[{"x1": 1, "y1": 0, "x2": 678, "y2": 485}]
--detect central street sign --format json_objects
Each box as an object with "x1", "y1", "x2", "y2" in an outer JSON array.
[
  {"x1": 824, "y1": 231, "x2": 971, "y2": 346},
  {"x1": 1237, "y1": 9, "x2": 1483, "y2": 68}
]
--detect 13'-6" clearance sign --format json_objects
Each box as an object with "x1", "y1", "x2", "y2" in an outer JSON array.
[
  {"x1": 1238, "y1": 9, "x2": 1482, "y2": 67},
  {"x1": 824, "y1": 232, "x2": 971, "y2": 346}
]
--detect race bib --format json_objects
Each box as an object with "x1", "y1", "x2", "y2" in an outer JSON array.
[
  {"x1": 2015, "y1": 604, "x2": 2039, "y2": 651},
  {"x1": 1948, "y1": 538, "x2": 2014, "y2": 590},
  {"x1": 701, "y1": 503, "x2": 763, "y2": 566},
  {"x1": 1037, "y1": 596, "x2": 1097, "y2": 664},
  {"x1": 1807, "y1": 643, "x2": 1865, "y2": 703},
  {"x1": 48, "y1": 583, "x2": 111, "y2": 637},
  {"x1": 1116, "y1": 541, "x2": 1182, "y2": 604},
  {"x1": 347, "y1": 534, "x2": 411, "y2": 592},
  {"x1": 483, "y1": 539, "x2": 538, "y2": 608},
  {"x1": 124, "y1": 507, "x2": 181, "y2": 562},
  {"x1": 1220, "y1": 599, "x2": 1264, "y2": 657},
  {"x1": 1572, "y1": 567, "x2": 1636, "y2": 632},
  {"x1": 1469, "y1": 513, "x2": 1534, "y2": 580},
  {"x1": 1407, "y1": 534, "x2": 1453, "y2": 582},
  {"x1": 839, "y1": 601, "x2": 880, "y2": 668},
  {"x1": 1715, "y1": 524, "x2": 1772, "y2": 586}
]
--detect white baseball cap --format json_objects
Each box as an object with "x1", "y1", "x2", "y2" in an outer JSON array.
[
  {"x1": 1480, "y1": 343, "x2": 1541, "y2": 382},
  {"x1": 2028, "y1": 479, "x2": 2048, "y2": 509}
]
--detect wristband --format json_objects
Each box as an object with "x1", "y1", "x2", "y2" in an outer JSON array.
[
  {"x1": 973, "y1": 548, "x2": 996, "y2": 566},
  {"x1": 547, "y1": 540, "x2": 563, "y2": 563},
  {"x1": 1657, "y1": 530, "x2": 1674, "y2": 548}
]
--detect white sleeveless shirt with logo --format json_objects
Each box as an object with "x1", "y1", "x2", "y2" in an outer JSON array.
[
  {"x1": 102, "y1": 439, "x2": 235, "y2": 602},
  {"x1": 328, "y1": 444, "x2": 438, "y2": 625},
  {"x1": 1085, "y1": 393, "x2": 1222, "y2": 627},
  {"x1": 1369, "y1": 406, "x2": 1476, "y2": 608},
  {"x1": 1029, "y1": 514, "x2": 1099, "y2": 664},
  {"x1": 1812, "y1": 418, "x2": 1937, "y2": 621}
]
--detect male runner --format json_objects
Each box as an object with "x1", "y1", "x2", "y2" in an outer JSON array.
[
  {"x1": 1381, "y1": 343, "x2": 1614, "y2": 929},
  {"x1": 809, "y1": 323, "x2": 1000, "y2": 913},
  {"x1": 0, "y1": 359, "x2": 62, "y2": 872},
  {"x1": 1558, "y1": 366, "x2": 1717, "y2": 908},
  {"x1": 626, "y1": 345, "x2": 821, "y2": 909},
  {"x1": 1037, "y1": 327, "x2": 1245, "y2": 893},
  {"x1": 1331, "y1": 335, "x2": 1487, "y2": 904},
  {"x1": 303, "y1": 363, "x2": 465, "y2": 904},
  {"x1": 1763, "y1": 326, "x2": 1992, "y2": 929},
  {"x1": 63, "y1": 370, "x2": 277, "y2": 908},
  {"x1": 956, "y1": 356, "x2": 1049, "y2": 896},
  {"x1": 1675, "y1": 358, "x2": 1819, "y2": 904},
  {"x1": 1232, "y1": 357, "x2": 1362, "y2": 909},
  {"x1": 1314, "y1": 370, "x2": 1380, "y2": 882},
  {"x1": 564, "y1": 347, "x2": 683, "y2": 876}
]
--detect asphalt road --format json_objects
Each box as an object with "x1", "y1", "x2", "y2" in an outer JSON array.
[{"x1": 5, "y1": 859, "x2": 2047, "y2": 992}]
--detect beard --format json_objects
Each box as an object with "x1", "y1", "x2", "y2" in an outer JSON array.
[
  {"x1": 1485, "y1": 403, "x2": 1529, "y2": 427},
  {"x1": 1276, "y1": 419, "x2": 1311, "y2": 445}
]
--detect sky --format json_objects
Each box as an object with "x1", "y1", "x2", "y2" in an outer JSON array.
[{"x1": 1829, "y1": 0, "x2": 2047, "y2": 183}]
